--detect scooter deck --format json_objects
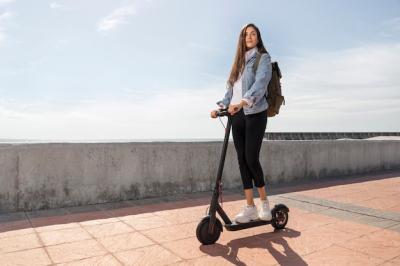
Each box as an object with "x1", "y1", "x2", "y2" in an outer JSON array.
[{"x1": 224, "y1": 219, "x2": 271, "y2": 231}]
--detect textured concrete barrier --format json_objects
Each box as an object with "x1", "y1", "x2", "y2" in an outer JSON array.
[{"x1": 1, "y1": 140, "x2": 400, "y2": 212}]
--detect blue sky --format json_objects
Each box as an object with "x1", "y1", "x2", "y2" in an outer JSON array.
[{"x1": 1, "y1": 0, "x2": 399, "y2": 140}]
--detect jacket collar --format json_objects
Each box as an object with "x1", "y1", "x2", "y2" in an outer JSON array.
[{"x1": 245, "y1": 47, "x2": 258, "y2": 63}]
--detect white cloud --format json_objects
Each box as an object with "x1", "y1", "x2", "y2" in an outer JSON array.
[
  {"x1": 0, "y1": 86, "x2": 227, "y2": 140},
  {"x1": 270, "y1": 42, "x2": 400, "y2": 132},
  {"x1": 2, "y1": 41, "x2": 400, "y2": 140},
  {"x1": 49, "y1": 2, "x2": 64, "y2": 10},
  {"x1": 380, "y1": 17, "x2": 400, "y2": 37},
  {"x1": 284, "y1": 42, "x2": 400, "y2": 97},
  {"x1": 97, "y1": 5, "x2": 136, "y2": 32},
  {"x1": 0, "y1": 11, "x2": 14, "y2": 43},
  {"x1": 0, "y1": 0, "x2": 15, "y2": 5},
  {"x1": 0, "y1": 11, "x2": 12, "y2": 20},
  {"x1": 0, "y1": 28, "x2": 4, "y2": 43}
]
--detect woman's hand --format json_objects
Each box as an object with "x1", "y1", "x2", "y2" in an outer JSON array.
[
  {"x1": 228, "y1": 104, "x2": 241, "y2": 115},
  {"x1": 210, "y1": 110, "x2": 218, "y2": 118},
  {"x1": 228, "y1": 100, "x2": 247, "y2": 115}
]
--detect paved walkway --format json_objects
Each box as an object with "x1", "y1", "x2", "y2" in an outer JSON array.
[{"x1": 1, "y1": 171, "x2": 400, "y2": 265}]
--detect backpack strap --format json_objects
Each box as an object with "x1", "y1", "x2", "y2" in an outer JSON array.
[{"x1": 253, "y1": 53, "x2": 267, "y2": 100}]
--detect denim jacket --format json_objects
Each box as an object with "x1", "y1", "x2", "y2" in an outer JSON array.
[{"x1": 217, "y1": 51, "x2": 272, "y2": 115}]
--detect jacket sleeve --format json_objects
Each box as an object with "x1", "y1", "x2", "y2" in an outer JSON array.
[
  {"x1": 216, "y1": 87, "x2": 232, "y2": 108},
  {"x1": 242, "y1": 53, "x2": 272, "y2": 108}
]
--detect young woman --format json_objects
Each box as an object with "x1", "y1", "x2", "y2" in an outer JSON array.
[{"x1": 211, "y1": 23, "x2": 272, "y2": 223}]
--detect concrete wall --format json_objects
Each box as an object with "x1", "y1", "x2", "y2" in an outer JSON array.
[
  {"x1": 264, "y1": 132, "x2": 400, "y2": 140},
  {"x1": 1, "y1": 140, "x2": 400, "y2": 212}
]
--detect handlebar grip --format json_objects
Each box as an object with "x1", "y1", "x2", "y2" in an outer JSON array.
[{"x1": 216, "y1": 107, "x2": 229, "y2": 117}]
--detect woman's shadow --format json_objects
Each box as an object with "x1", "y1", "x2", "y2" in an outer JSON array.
[{"x1": 199, "y1": 228, "x2": 307, "y2": 266}]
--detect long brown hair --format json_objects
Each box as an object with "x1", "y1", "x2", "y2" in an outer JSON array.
[{"x1": 227, "y1": 23, "x2": 268, "y2": 88}]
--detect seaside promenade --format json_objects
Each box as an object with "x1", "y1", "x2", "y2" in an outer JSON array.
[{"x1": 1, "y1": 171, "x2": 400, "y2": 265}]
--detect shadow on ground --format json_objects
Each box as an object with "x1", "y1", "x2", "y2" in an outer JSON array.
[{"x1": 200, "y1": 228, "x2": 306, "y2": 266}]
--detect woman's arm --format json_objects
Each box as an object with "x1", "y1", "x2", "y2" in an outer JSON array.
[
  {"x1": 242, "y1": 53, "x2": 272, "y2": 108},
  {"x1": 216, "y1": 88, "x2": 232, "y2": 108}
]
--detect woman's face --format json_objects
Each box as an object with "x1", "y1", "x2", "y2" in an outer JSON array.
[{"x1": 245, "y1": 26, "x2": 258, "y2": 49}]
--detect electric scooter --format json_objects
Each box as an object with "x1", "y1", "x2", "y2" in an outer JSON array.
[{"x1": 196, "y1": 108, "x2": 289, "y2": 245}]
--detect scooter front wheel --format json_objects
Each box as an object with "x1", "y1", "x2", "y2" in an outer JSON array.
[
  {"x1": 271, "y1": 204, "x2": 289, "y2": 230},
  {"x1": 196, "y1": 216, "x2": 223, "y2": 245}
]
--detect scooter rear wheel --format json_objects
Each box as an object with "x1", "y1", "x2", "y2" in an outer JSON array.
[{"x1": 196, "y1": 216, "x2": 222, "y2": 245}]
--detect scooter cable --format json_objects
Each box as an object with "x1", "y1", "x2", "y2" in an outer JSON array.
[
  {"x1": 218, "y1": 117, "x2": 226, "y2": 129},
  {"x1": 219, "y1": 181, "x2": 223, "y2": 208},
  {"x1": 217, "y1": 116, "x2": 226, "y2": 207}
]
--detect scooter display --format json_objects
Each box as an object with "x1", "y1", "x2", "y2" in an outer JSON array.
[{"x1": 196, "y1": 108, "x2": 289, "y2": 245}]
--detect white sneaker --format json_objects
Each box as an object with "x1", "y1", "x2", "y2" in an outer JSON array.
[
  {"x1": 259, "y1": 199, "x2": 272, "y2": 221},
  {"x1": 234, "y1": 205, "x2": 259, "y2": 223}
]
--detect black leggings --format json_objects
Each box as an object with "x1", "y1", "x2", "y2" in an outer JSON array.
[{"x1": 231, "y1": 109, "x2": 267, "y2": 189}]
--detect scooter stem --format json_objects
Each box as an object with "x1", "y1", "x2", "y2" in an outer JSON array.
[{"x1": 209, "y1": 116, "x2": 232, "y2": 233}]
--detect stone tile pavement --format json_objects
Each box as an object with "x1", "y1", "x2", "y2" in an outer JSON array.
[{"x1": 1, "y1": 171, "x2": 400, "y2": 265}]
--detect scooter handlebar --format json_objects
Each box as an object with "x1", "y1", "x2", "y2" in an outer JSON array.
[
  {"x1": 216, "y1": 107, "x2": 230, "y2": 117},
  {"x1": 216, "y1": 106, "x2": 240, "y2": 117}
]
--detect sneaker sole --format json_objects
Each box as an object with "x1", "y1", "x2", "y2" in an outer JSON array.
[{"x1": 258, "y1": 216, "x2": 272, "y2": 221}]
